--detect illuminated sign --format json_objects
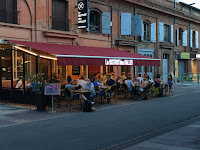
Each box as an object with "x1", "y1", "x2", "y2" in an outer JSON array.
[
  {"x1": 78, "y1": 0, "x2": 88, "y2": 29},
  {"x1": 196, "y1": 54, "x2": 200, "y2": 58},
  {"x1": 181, "y1": 52, "x2": 190, "y2": 59},
  {"x1": 105, "y1": 59, "x2": 133, "y2": 66}
]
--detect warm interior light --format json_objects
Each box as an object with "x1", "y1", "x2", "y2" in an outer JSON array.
[
  {"x1": 14, "y1": 46, "x2": 37, "y2": 56},
  {"x1": 14, "y1": 46, "x2": 57, "y2": 60},
  {"x1": 40, "y1": 55, "x2": 57, "y2": 60}
]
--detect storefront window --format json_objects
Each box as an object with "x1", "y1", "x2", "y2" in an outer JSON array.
[
  {"x1": 2, "y1": 50, "x2": 12, "y2": 80},
  {"x1": 38, "y1": 58, "x2": 50, "y2": 80}
]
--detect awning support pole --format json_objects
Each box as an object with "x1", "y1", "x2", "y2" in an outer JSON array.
[
  {"x1": 0, "y1": 50, "x2": 2, "y2": 89},
  {"x1": 23, "y1": 52, "x2": 26, "y2": 93},
  {"x1": 11, "y1": 50, "x2": 14, "y2": 89},
  {"x1": 50, "y1": 60, "x2": 52, "y2": 80},
  {"x1": 36, "y1": 56, "x2": 38, "y2": 74}
]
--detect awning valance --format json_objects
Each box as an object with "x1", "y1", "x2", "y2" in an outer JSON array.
[{"x1": 7, "y1": 40, "x2": 160, "y2": 66}]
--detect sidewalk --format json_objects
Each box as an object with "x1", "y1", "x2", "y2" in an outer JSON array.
[
  {"x1": 124, "y1": 121, "x2": 200, "y2": 150},
  {"x1": 0, "y1": 102, "x2": 28, "y2": 115},
  {"x1": 0, "y1": 83, "x2": 200, "y2": 128}
]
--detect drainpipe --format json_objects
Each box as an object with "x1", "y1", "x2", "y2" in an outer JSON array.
[
  {"x1": 134, "y1": 6, "x2": 137, "y2": 75},
  {"x1": 35, "y1": 0, "x2": 37, "y2": 42}
]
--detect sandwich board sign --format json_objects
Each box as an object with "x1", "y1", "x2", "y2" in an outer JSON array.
[{"x1": 45, "y1": 83, "x2": 60, "y2": 113}]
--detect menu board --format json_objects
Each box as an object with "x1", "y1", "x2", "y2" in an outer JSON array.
[
  {"x1": 72, "y1": 66, "x2": 80, "y2": 75},
  {"x1": 44, "y1": 83, "x2": 60, "y2": 95}
]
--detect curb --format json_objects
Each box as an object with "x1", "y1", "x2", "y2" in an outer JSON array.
[{"x1": 102, "y1": 115, "x2": 200, "y2": 150}]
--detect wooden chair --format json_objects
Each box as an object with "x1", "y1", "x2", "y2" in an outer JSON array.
[
  {"x1": 121, "y1": 83, "x2": 129, "y2": 100},
  {"x1": 64, "y1": 88, "x2": 80, "y2": 111},
  {"x1": 93, "y1": 85, "x2": 102, "y2": 106}
]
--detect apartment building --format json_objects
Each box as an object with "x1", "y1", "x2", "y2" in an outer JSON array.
[{"x1": 0, "y1": 0, "x2": 200, "y2": 86}]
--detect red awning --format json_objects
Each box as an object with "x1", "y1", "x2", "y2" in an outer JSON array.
[{"x1": 8, "y1": 40, "x2": 160, "y2": 66}]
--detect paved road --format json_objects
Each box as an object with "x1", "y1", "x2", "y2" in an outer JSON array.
[
  {"x1": 0, "y1": 85, "x2": 200, "y2": 150},
  {"x1": 125, "y1": 121, "x2": 200, "y2": 150}
]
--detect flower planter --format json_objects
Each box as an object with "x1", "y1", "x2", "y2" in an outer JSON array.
[
  {"x1": 33, "y1": 91, "x2": 47, "y2": 111},
  {"x1": 31, "y1": 83, "x2": 41, "y2": 92}
]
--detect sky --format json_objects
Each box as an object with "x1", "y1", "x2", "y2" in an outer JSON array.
[{"x1": 179, "y1": 0, "x2": 200, "y2": 9}]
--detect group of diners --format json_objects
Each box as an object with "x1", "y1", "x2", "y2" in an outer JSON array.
[{"x1": 64, "y1": 72, "x2": 173, "y2": 103}]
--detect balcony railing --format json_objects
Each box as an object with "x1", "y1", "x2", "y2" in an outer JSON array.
[
  {"x1": 0, "y1": 9, "x2": 18, "y2": 24},
  {"x1": 52, "y1": 16, "x2": 70, "y2": 31}
]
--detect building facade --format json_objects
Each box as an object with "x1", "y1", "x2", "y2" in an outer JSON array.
[{"x1": 1, "y1": 0, "x2": 200, "y2": 87}]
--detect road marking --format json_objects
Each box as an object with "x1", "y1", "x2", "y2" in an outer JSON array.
[{"x1": 0, "y1": 91, "x2": 200, "y2": 129}]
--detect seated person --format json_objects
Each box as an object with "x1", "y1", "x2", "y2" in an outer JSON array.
[
  {"x1": 77, "y1": 76, "x2": 87, "y2": 89},
  {"x1": 15, "y1": 79, "x2": 23, "y2": 89},
  {"x1": 125, "y1": 76, "x2": 134, "y2": 92},
  {"x1": 47, "y1": 74, "x2": 60, "y2": 83},
  {"x1": 93, "y1": 77, "x2": 101, "y2": 86},
  {"x1": 65, "y1": 80, "x2": 78, "y2": 90},
  {"x1": 116, "y1": 77, "x2": 123, "y2": 84},
  {"x1": 164, "y1": 75, "x2": 173, "y2": 93},
  {"x1": 154, "y1": 74, "x2": 161, "y2": 88},
  {"x1": 167, "y1": 75, "x2": 173, "y2": 87},
  {"x1": 136, "y1": 74, "x2": 143, "y2": 84},
  {"x1": 106, "y1": 74, "x2": 115, "y2": 86},
  {"x1": 86, "y1": 79, "x2": 96, "y2": 100},
  {"x1": 67, "y1": 76, "x2": 72, "y2": 84},
  {"x1": 140, "y1": 75, "x2": 150, "y2": 89}
]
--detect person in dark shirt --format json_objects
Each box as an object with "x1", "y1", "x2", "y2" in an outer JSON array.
[
  {"x1": 106, "y1": 74, "x2": 115, "y2": 86},
  {"x1": 47, "y1": 74, "x2": 60, "y2": 83}
]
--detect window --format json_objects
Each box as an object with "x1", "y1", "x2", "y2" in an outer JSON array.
[
  {"x1": 179, "y1": 28, "x2": 183, "y2": 46},
  {"x1": 192, "y1": 31, "x2": 195, "y2": 47},
  {"x1": 52, "y1": 0, "x2": 69, "y2": 31},
  {"x1": 89, "y1": 10, "x2": 101, "y2": 33},
  {"x1": 164, "y1": 25, "x2": 169, "y2": 42},
  {"x1": 0, "y1": 0, "x2": 18, "y2": 24},
  {"x1": 143, "y1": 22, "x2": 150, "y2": 41}
]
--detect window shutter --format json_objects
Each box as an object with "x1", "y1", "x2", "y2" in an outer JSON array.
[
  {"x1": 86, "y1": 9, "x2": 90, "y2": 32},
  {"x1": 141, "y1": 22, "x2": 144, "y2": 41},
  {"x1": 170, "y1": 25, "x2": 173, "y2": 43},
  {"x1": 132, "y1": 15, "x2": 142, "y2": 36},
  {"x1": 159, "y1": 22, "x2": 164, "y2": 42},
  {"x1": 121, "y1": 13, "x2": 131, "y2": 35},
  {"x1": 151, "y1": 23, "x2": 156, "y2": 42},
  {"x1": 102, "y1": 12, "x2": 111, "y2": 34},
  {"x1": 176, "y1": 28, "x2": 179, "y2": 46},
  {"x1": 182, "y1": 30, "x2": 188, "y2": 46},
  {"x1": 195, "y1": 31, "x2": 199, "y2": 48},
  {"x1": 190, "y1": 30, "x2": 193, "y2": 47}
]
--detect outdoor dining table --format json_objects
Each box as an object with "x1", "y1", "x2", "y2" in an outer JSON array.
[
  {"x1": 72, "y1": 89, "x2": 91, "y2": 94},
  {"x1": 99, "y1": 85, "x2": 110, "y2": 90}
]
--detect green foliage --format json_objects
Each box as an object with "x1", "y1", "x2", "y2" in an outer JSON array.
[{"x1": 25, "y1": 72, "x2": 47, "y2": 83}]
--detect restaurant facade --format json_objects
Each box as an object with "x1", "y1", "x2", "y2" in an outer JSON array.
[{"x1": 1, "y1": 0, "x2": 200, "y2": 99}]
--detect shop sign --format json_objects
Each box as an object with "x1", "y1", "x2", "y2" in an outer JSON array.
[
  {"x1": 44, "y1": 83, "x2": 60, "y2": 96},
  {"x1": 181, "y1": 52, "x2": 190, "y2": 59},
  {"x1": 196, "y1": 54, "x2": 200, "y2": 58},
  {"x1": 175, "y1": 60, "x2": 178, "y2": 78},
  {"x1": 105, "y1": 59, "x2": 133, "y2": 66},
  {"x1": 78, "y1": 0, "x2": 88, "y2": 29},
  {"x1": 72, "y1": 66, "x2": 80, "y2": 75}
]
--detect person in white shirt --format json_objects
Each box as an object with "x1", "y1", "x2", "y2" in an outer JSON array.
[
  {"x1": 136, "y1": 74, "x2": 143, "y2": 83},
  {"x1": 15, "y1": 79, "x2": 23, "y2": 88},
  {"x1": 125, "y1": 76, "x2": 134, "y2": 92},
  {"x1": 77, "y1": 76, "x2": 87, "y2": 89}
]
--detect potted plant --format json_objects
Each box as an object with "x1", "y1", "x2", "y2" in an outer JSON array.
[{"x1": 25, "y1": 72, "x2": 47, "y2": 111}]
